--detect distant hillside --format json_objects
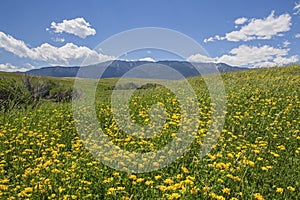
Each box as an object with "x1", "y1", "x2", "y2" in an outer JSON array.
[{"x1": 22, "y1": 60, "x2": 247, "y2": 79}]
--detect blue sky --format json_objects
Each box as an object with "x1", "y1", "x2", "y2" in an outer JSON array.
[{"x1": 0, "y1": 0, "x2": 299, "y2": 71}]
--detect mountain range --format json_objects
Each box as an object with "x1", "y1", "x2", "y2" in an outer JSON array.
[{"x1": 22, "y1": 60, "x2": 247, "y2": 79}]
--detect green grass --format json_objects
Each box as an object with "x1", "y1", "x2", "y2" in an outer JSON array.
[{"x1": 0, "y1": 66, "x2": 299, "y2": 199}]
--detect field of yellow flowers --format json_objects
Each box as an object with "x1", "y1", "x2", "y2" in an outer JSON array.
[{"x1": 0, "y1": 66, "x2": 299, "y2": 199}]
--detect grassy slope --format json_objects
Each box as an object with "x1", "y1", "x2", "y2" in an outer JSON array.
[{"x1": 0, "y1": 65, "x2": 299, "y2": 199}]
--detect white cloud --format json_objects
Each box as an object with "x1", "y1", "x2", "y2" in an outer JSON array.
[
  {"x1": 187, "y1": 45, "x2": 298, "y2": 68},
  {"x1": 234, "y1": 17, "x2": 248, "y2": 25},
  {"x1": 0, "y1": 31, "x2": 34, "y2": 58},
  {"x1": 203, "y1": 35, "x2": 225, "y2": 43},
  {"x1": 283, "y1": 40, "x2": 290, "y2": 47},
  {"x1": 256, "y1": 56, "x2": 299, "y2": 68},
  {"x1": 203, "y1": 37, "x2": 214, "y2": 43},
  {"x1": 273, "y1": 55, "x2": 298, "y2": 65},
  {"x1": 216, "y1": 45, "x2": 298, "y2": 67},
  {"x1": 138, "y1": 57, "x2": 156, "y2": 62},
  {"x1": 51, "y1": 37, "x2": 65, "y2": 43},
  {"x1": 49, "y1": 17, "x2": 96, "y2": 38},
  {"x1": 0, "y1": 63, "x2": 28, "y2": 72},
  {"x1": 187, "y1": 54, "x2": 216, "y2": 63},
  {"x1": 295, "y1": 33, "x2": 300, "y2": 38},
  {"x1": 204, "y1": 11, "x2": 291, "y2": 42},
  {"x1": 294, "y1": 2, "x2": 300, "y2": 15},
  {"x1": 0, "y1": 31, "x2": 114, "y2": 68}
]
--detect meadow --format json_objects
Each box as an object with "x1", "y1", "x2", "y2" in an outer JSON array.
[{"x1": 0, "y1": 66, "x2": 299, "y2": 199}]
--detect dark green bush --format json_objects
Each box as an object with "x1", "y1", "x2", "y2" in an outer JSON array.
[
  {"x1": 111, "y1": 82, "x2": 160, "y2": 90},
  {"x1": 114, "y1": 82, "x2": 139, "y2": 90},
  {"x1": 137, "y1": 83, "x2": 160, "y2": 90},
  {"x1": 49, "y1": 86, "x2": 82, "y2": 102},
  {"x1": 0, "y1": 75, "x2": 82, "y2": 111},
  {"x1": 0, "y1": 77, "x2": 32, "y2": 111},
  {"x1": 22, "y1": 75, "x2": 53, "y2": 100}
]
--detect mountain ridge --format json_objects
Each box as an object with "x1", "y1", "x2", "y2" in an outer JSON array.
[{"x1": 21, "y1": 60, "x2": 248, "y2": 79}]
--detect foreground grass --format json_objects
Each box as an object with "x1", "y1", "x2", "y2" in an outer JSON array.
[{"x1": 0, "y1": 66, "x2": 299, "y2": 199}]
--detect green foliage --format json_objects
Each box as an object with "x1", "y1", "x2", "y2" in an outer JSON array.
[
  {"x1": 0, "y1": 74, "x2": 82, "y2": 111},
  {"x1": 0, "y1": 76, "x2": 32, "y2": 111},
  {"x1": 22, "y1": 75, "x2": 53, "y2": 102},
  {"x1": 49, "y1": 85, "x2": 82, "y2": 102},
  {"x1": 110, "y1": 82, "x2": 160, "y2": 90}
]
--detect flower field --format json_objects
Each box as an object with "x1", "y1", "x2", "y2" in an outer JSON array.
[{"x1": 0, "y1": 66, "x2": 299, "y2": 199}]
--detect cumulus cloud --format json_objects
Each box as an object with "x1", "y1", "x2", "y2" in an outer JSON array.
[
  {"x1": 49, "y1": 17, "x2": 96, "y2": 38},
  {"x1": 187, "y1": 45, "x2": 299, "y2": 68},
  {"x1": 295, "y1": 33, "x2": 300, "y2": 38},
  {"x1": 0, "y1": 63, "x2": 28, "y2": 72},
  {"x1": 0, "y1": 31, "x2": 114, "y2": 68},
  {"x1": 294, "y1": 2, "x2": 300, "y2": 15},
  {"x1": 0, "y1": 31, "x2": 34, "y2": 58},
  {"x1": 216, "y1": 45, "x2": 298, "y2": 67},
  {"x1": 203, "y1": 37, "x2": 214, "y2": 43},
  {"x1": 204, "y1": 11, "x2": 291, "y2": 42},
  {"x1": 273, "y1": 55, "x2": 298, "y2": 65},
  {"x1": 203, "y1": 35, "x2": 225, "y2": 43},
  {"x1": 187, "y1": 54, "x2": 216, "y2": 63},
  {"x1": 234, "y1": 17, "x2": 248, "y2": 25}
]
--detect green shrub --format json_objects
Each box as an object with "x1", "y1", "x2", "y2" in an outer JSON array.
[
  {"x1": 22, "y1": 75, "x2": 52, "y2": 100},
  {"x1": 0, "y1": 77, "x2": 32, "y2": 111}
]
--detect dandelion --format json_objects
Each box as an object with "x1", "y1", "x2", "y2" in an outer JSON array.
[
  {"x1": 176, "y1": 174, "x2": 183, "y2": 179},
  {"x1": 245, "y1": 160, "x2": 255, "y2": 167},
  {"x1": 188, "y1": 186, "x2": 198, "y2": 194},
  {"x1": 270, "y1": 151, "x2": 280, "y2": 157},
  {"x1": 181, "y1": 166, "x2": 189, "y2": 173},
  {"x1": 113, "y1": 172, "x2": 120, "y2": 176},
  {"x1": 253, "y1": 193, "x2": 264, "y2": 200},
  {"x1": 217, "y1": 178, "x2": 224, "y2": 183},
  {"x1": 103, "y1": 177, "x2": 113, "y2": 183},
  {"x1": 287, "y1": 186, "x2": 295, "y2": 191},
  {"x1": 136, "y1": 178, "x2": 144, "y2": 183},
  {"x1": 117, "y1": 187, "x2": 125, "y2": 191},
  {"x1": 58, "y1": 186, "x2": 65, "y2": 193},
  {"x1": 261, "y1": 166, "x2": 272, "y2": 171},
  {"x1": 203, "y1": 186, "x2": 210, "y2": 192},
  {"x1": 277, "y1": 145, "x2": 286, "y2": 150},
  {"x1": 215, "y1": 196, "x2": 226, "y2": 200},
  {"x1": 168, "y1": 193, "x2": 181, "y2": 200},
  {"x1": 222, "y1": 187, "x2": 231, "y2": 194},
  {"x1": 0, "y1": 184, "x2": 8, "y2": 191},
  {"x1": 253, "y1": 149, "x2": 260, "y2": 154},
  {"x1": 17, "y1": 187, "x2": 33, "y2": 197},
  {"x1": 158, "y1": 185, "x2": 167, "y2": 192},
  {"x1": 129, "y1": 174, "x2": 137, "y2": 180},
  {"x1": 145, "y1": 180, "x2": 154, "y2": 185},
  {"x1": 209, "y1": 192, "x2": 217, "y2": 198},
  {"x1": 107, "y1": 187, "x2": 116, "y2": 195},
  {"x1": 276, "y1": 187, "x2": 283, "y2": 194},
  {"x1": 164, "y1": 178, "x2": 174, "y2": 185},
  {"x1": 257, "y1": 157, "x2": 263, "y2": 161}
]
